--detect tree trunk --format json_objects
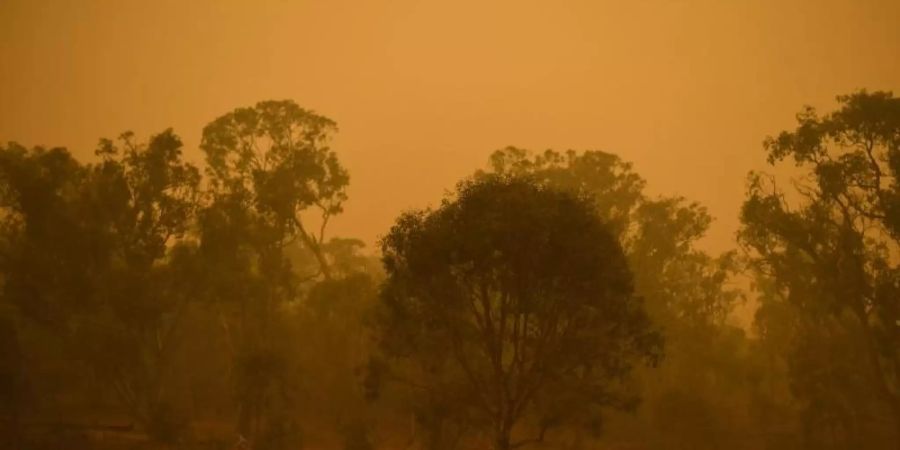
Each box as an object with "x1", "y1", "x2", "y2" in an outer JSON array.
[
  {"x1": 494, "y1": 421, "x2": 512, "y2": 450},
  {"x1": 854, "y1": 308, "x2": 900, "y2": 449},
  {"x1": 894, "y1": 408, "x2": 900, "y2": 450},
  {"x1": 495, "y1": 434, "x2": 511, "y2": 450}
]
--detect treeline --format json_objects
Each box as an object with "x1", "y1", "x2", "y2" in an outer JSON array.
[{"x1": 0, "y1": 91, "x2": 897, "y2": 450}]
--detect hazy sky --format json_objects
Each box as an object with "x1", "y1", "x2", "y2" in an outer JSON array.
[{"x1": 2, "y1": 0, "x2": 898, "y2": 253}]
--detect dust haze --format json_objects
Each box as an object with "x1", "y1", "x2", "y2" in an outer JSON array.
[{"x1": 1, "y1": 1, "x2": 899, "y2": 449}]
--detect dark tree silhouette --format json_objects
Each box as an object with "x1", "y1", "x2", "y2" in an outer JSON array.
[
  {"x1": 480, "y1": 148, "x2": 746, "y2": 448},
  {"x1": 197, "y1": 100, "x2": 349, "y2": 444},
  {"x1": 375, "y1": 175, "x2": 661, "y2": 450},
  {"x1": 0, "y1": 130, "x2": 201, "y2": 442},
  {"x1": 741, "y1": 90, "x2": 900, "y2": 448}
]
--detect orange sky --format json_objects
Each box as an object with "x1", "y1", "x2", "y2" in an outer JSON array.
[{"x1": 2, "y1": 0, "x2": 898, "y2": 253}]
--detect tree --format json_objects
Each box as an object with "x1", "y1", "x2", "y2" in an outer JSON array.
[
  {"x1": 376, "y1": 175, "x2": 662, "y2": 450},
  {"x1": 484, "y1": 148, "x2": 644, "y2": 241},
  {"x1": 198, "y1": 100, "x2": 350, "y2": 444},
  {"x1": 0, "y1": 130, "x2": 201, "y2": 441},
  {"x1": 480, "y1": 148, "x2": 747, "y2": 449},
  {"x1": 481, "y1": 147, "x2": 741, "y2": 328},
  {"x1": 201, "y1": 99, "x2": 348, "y2": 280},
  {"x1": 741, "y1": 90, "x2": 900, "y2": 447}
]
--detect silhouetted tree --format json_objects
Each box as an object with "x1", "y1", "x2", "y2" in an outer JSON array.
[
  {"x1": 0, "y1": 130, "x2": 201, "y2": 441},
  {"x1": 198, "y1": 100, "x2": 349, "y2": 445},
  {"x1": 375, "y1": 175, "x2": 662, "y2": 450},
  {"x1": 482, "y1": 147, "x2": 742, "y2": 329},
  {"x1": 481, "y1": 148, "x2": 746, "y2": 448},
  {"x1": 201, "y1": 99, "x2": 348, "y2": 280},
  {"x1": 741, "y1": 90, "x2": 900, "y2": 448}
]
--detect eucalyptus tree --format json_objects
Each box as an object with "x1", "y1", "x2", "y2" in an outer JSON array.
[
  {"x1": 201, "y1": 99, "x2": 348, "y2": 280},
  {"x1": 481, "y1": 148, "x2": 745, "y2": 448},
  {"x1": 376, "y1": 175, "x2": 661, "y2": 450},
  {"x1": 198, "y1": 100, "x2": 349, "y2": 442},
  {"x1": 741, "y1": 90, "x2": 900, "y2": 447},
  {"x1": 0, "y1": 130, "x2": 201, "y2": 441}
]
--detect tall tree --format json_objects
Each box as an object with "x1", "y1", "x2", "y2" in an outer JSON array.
[
  {"x1": 0, "y1": 130, "x2": 201, "y2": 441},
  {"x1": 201, "y1": 99, "x2": 348, "y2": 280},
  {"x1": 741, "y1": 90, "x2": 900, "y2": 447},
  {"x1": 481, "y1": 148, "x2": 746, "y2": 448},
  {"x1": 198, "y1": 100, "x2": 349, "y2": 443},
  {"x1": 482, "y1": 147, "x2": 741, "y2": 326},
  {"x1": 376, "y1": 175, "x2": 661, "y2": 450}
]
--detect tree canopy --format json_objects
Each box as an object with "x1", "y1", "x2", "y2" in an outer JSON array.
[
  {"x1": 741, "y1": 90, "x2": 900, "y2": 448},
  {"x1": 375, "y1": 175, "x2": 661, "y2": 450},
  {"x1": 2, "y1": 90, "x2": 899, "y2": 449}
]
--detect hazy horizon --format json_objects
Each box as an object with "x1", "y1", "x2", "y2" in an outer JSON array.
[{"x1": 3, "y1": 0, "x2": 899, "y2": 252}]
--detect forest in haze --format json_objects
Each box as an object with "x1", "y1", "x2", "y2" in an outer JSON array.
[{"x1": 0, "y1": 89, "x2": 898, "y2": 450}]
